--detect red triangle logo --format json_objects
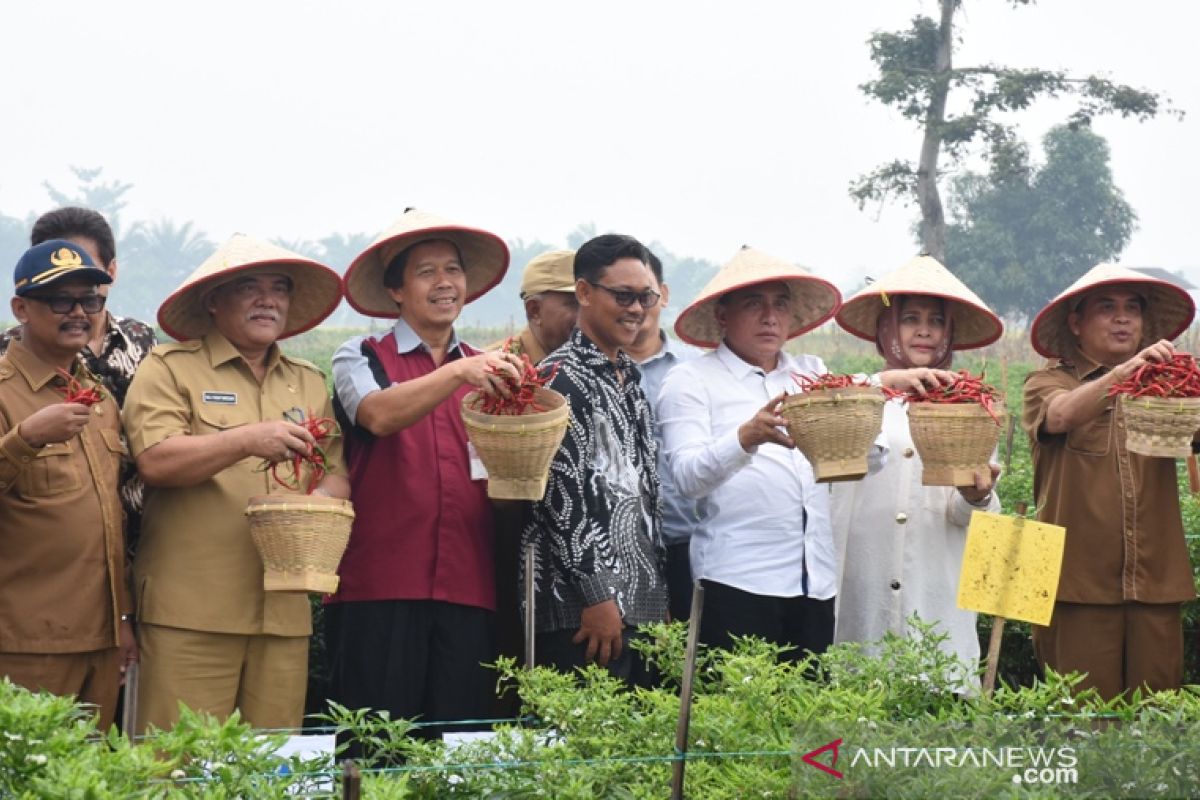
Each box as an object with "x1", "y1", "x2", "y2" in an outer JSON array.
[{"x1": 801, "y1": 738, "x2": 844, "y2": 779}]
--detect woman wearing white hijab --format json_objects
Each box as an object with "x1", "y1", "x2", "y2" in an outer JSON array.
[{"x1": 831, "y1": 255, "x2": 1003, "y2": 686}]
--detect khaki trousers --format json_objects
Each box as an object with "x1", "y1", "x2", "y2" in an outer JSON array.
[
  {"x1": 1033, "y1": 601, "x2": 1183, "y2": 700},
  {"x1": 136, "y1": 623, "x2": 308, "y2": 734},
  {"x1": 0, "y1": 648, "x2": 121, "y2": 731}
]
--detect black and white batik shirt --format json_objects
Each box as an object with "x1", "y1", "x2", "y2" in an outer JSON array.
[{"x1": 523, "y1": 328, "x2": 667, "y2": 633}]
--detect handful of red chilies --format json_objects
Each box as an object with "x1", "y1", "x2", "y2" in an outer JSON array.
[
  {"x1": 469, "y1": 342, "x2": 559, "y2": 416},
  {"x1": 1107, "y1": 353, "x2": 1200, "y2": 399},
  {"x1": 895, "y1": 370, "x2": 1003, "y2": 424},
  {"x1": 791, "y1": 372, "x2": 873, "y2": 392},
  {"x1": 56, "y1": 366, "x2": 105, "y2": 407},
  {"x1": 257, "y1": 408, "x2": 341, "y2": 494}
]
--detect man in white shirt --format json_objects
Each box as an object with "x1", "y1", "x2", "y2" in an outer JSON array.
[
  {"x1": 624, "y1": 250, "x2": 701, "y2": 621},
  {"x1": 657, "y1": 246, "x2": 845, "y2": 660}
]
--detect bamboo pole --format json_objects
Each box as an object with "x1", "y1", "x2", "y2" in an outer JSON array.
[
  {"x1": 524, "y1": 543, "x2": 536, "y2": 669},
  {"x1": 982, "y1": 501, "x2": 1027, "y2": 697},
  {"x1": 670, "y1": 583, "x2": 705, "y2": 800},
  {"x1": 341, "y1": 760, "x2": 361, "y2": 800}
]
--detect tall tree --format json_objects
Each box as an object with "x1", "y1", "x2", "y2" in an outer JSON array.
[
  {"x1": 118, "y1": 219, "x2": 215, "y2": 320},
  {"x1": 0, "y1": 212, "x2": 31, "y2": 283},
  {"x1": 850, "y1": 0, "x2": 1175, "y2": 262},
  {"x1": 945, "y1": 125, "x2": 1134, "y2": 320},
  {"x1": 43, "y1": 167, "x2": 136, "y2": 239},
  {"x1": 272, "y1": 233, "x2": 376, "y2": 326}
]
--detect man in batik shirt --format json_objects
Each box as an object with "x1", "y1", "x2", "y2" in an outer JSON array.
[{"x1": 522, "y1": 234, "x2": 667, "y2": 687}]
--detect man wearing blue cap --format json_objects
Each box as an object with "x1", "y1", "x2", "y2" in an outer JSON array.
[{"x1": 0, "y1": 240, "x2": 136, "y2": 730}]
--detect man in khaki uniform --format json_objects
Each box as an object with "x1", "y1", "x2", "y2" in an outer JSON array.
[
  {"x1": 489, "y1": 250, "x2": 578, "y2": 362},
  {"x1": 123, "y1": 235, "x2": 347, "y2": 731},
  {"x1": 0, "y1": 240, "x2": 135, "y2": 730},
  {"x1": 1024, "y1": 263, "x2": 1196, "y2": 698},
  {"x1": 486, "y1": 249, "x2": 578, "y2": 691}
]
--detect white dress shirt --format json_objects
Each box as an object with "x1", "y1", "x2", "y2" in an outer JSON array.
[
  {"x1": 831, "y1": 398, "x2": 1000, "y2": 675},
  {"x1": 636, "y1": 331, "x2": 703, "y2": 547},
  {"x1": 656, "y1": 343, "x2": 845, "y2": 599}
]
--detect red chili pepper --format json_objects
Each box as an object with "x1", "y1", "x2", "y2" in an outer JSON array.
[
  {"x1": 257, "y1": 409, "x2": 341, "y2": 494},
  {"x1": 903, "y1": 370, "x2": 1003, "y2": 424},
  {"x1": 1108, "y1": 353, "x2": 1200, "y2": 400},
  {"x1": 791, "y1": 373, "x2": 873, "y2": 392},
  {"x1": 56, "y1": 367, "x2": 105, "y2": 407},
  {"x1": 469, "y1": 354, "x2": 559, "y2": 416}
]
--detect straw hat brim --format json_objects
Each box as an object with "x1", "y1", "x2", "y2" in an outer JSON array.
[
  {"x1": 343, "y1": 225, "x2": 509, "y2": 318},
  {"x1": 835, "y1": 256, "x2": 1002, "y2": 350},
  {"x1": 158, "y1": 239, "x2": 342, "y2": 342},
  {"x1": 674, "y1": 248, "x2": 841, "y2": 348},
  {"x1": 1031, "y1": 270, "x2": 1195, "y2": 358}
]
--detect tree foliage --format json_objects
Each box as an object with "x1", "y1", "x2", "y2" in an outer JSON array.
[
  {"x1": 2, "y1": 172, "x2": 721, "y2": 329},
  {"x1": 850, "y1": 0, "x2": 1176, "y2": 262},
  {"x1": 44, "y1": 166, "x2": 135, "y2": 238},
  {"x1": 944, "y1": 125, "x2": 1134, "y2": 320}
]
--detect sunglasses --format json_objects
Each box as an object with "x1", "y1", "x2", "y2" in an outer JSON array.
[
  {"x1": 27, "y1": 294, "x2": 107, "y2": 315},
  {"x1": 587, "y1": 282, "x2": 662, "y2": 309}
]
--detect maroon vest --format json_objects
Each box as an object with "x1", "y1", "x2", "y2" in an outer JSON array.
[{"x1": 329, "y1": 333, "x2": 495, "y2": 610}]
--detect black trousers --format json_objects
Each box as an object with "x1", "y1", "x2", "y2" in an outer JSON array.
[
  {"x1": 535, "y1": 628, "x2": 659, "y2": 690},
  {"x1": 698, "y1": 579, "x2": 834, "y2": 662},
  {"x1": 325, "y1": 599, "x2": 496, "y2": 739},
  {"x1": 664, "y1": 541, "x2": 694, "y2": 623}
]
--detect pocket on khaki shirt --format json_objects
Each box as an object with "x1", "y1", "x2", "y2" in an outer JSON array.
[
  {"x1": 17, "y1": 440, "x2": 82, "y2": 497},
  {"x1": 100, "y1": 427, "x2": 128, "y2": 456},
  {"x1": 195, "y1": 404, "x2": 254, "y2": 434},
  {"x1": 1066, "y1": 409, "x2": 1113, "y2": 456}
]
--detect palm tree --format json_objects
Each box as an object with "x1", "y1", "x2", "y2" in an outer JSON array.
[{"x1": 118, "y1": 219, "x2": 215, "y2": 321}]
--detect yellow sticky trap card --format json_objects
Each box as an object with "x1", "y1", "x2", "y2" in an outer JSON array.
[{"x1": 957, "y1": 510, "x2": 1066, "y2": 626}]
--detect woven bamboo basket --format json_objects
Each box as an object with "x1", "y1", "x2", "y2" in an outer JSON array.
[
  {"x1": 779, "y1": 386, "x2": 885, "y2": 482},
  {"x1": 1118, "y1": 394, "x2": 1200, "y2": 458},
  {"x1": 908, "y1": 401, "x2": 1005, "y2": 486},
  {"x1": 461, "y1": 387, "x2": 571, "y2": 500},
  {"x1": 245, "y1": 495, "x2": 354, "y2": 593}
]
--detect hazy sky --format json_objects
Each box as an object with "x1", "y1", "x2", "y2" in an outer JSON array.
[{"x1": 2, "y1": 0, "x2": 1196, "y2": 292}]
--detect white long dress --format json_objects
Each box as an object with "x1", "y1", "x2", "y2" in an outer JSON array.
[{"x1": 831, "y1": 398, "x2": 1000, "y2": 681}]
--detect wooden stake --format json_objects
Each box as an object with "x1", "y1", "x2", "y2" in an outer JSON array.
[
  {"x1": 670, "y1": 583, "x2": 705, "y2": 800},
  {"x1": 120, "y1": 662, "x2": 139, "y2": 736},
  {"x1": 982, "y1": 502, "x2": 1027, "y2": 697},
  {"x1": 341, "y1": 760, "x2": 361, "y2": 800},
  {"x1": 1188, "y1": 454, "x2": 1200, "y2": 495},
  {"x1": 982, "y1": 618, "x2": 1006, "y2": 698},
  {"x1": 1003, "y1": 413, "x2": 1017, "y2": 474},
  {"x1": 524, "y1": 543, "x2": 536, "y2": 669}
]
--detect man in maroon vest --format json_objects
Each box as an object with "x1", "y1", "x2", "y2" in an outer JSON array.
[{"x1": 329, "y1": 209, "x2": 520, "y2": 738}]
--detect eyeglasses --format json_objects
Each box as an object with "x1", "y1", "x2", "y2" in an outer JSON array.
[
  {"x1": 587, "y1": 282, "x2": 662, "y2": 309},
  {"x1": 27, "y1": 294, "x2": 107, "y2": 315}
]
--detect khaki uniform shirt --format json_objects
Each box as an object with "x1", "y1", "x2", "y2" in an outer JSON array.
[
  {"x1": 123, "y1": 332, "x2": 345, "y2": 637},
  {"x1": 0, "y1": 340, "x2": 130, "y2": 653},
  {"x1": 1023, "y1": 354, "x2": 1196, "y2": 604},
  {"x1": 485, "y1": 327, "x2": 549, "y2": 365}
]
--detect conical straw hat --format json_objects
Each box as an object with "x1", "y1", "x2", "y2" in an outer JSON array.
[
  {"x1": 157, "y1": 234, "x2": 342, "y2": 342},
  {"x1": 343, "y1": 208, "x2": 509, "y2": 318},
  {"x1": 1031, "y1": 262, "x2": 1195, "y2": 358},
  {"x1": 836, "y1": 255, "x2": 1003, "y2": 350},
  {"x1": 674, "y1": 246, "x2": 841, "y2": 348}
]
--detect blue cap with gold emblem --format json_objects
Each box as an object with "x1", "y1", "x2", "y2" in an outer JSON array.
[{"x1": 13, "y1": 239, "x2": 113, "y2": 296}]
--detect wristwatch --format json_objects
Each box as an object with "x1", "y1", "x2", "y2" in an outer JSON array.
[{"x1": 966, "y1": 491, "x2": 993, "y2": 508}]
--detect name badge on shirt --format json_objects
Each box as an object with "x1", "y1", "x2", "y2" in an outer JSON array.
[
  {"x1": 468, "y1": 441, "x2": 489, "y2": 481},
  {"x1": 202, "y1": 391, "x2": 238, "y2": 405}
]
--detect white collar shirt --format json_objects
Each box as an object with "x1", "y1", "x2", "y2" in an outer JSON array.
[
  {"x1": 637, "y1": 331, "x2": 703, "y2": 546},
  {"x1": 656, "y1": 342, "x2": 838, "y2": 598}
]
